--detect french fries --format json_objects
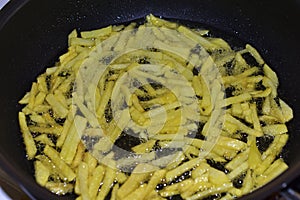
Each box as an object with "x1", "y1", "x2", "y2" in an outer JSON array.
[{"x1": 18, "y1": 14, "x2": 293, "y2": 200}]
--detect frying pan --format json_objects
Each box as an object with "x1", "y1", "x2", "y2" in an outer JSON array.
[{"x1": 0, "y1": 0, "x2": 300, "y2": 199}]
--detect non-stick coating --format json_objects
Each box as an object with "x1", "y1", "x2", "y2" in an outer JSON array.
[{"x1": 0, "y1": 0, "x2": 300, "y2": 199}]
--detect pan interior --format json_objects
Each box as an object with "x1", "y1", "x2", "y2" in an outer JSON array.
[{"x1": 0, "y1": 0, "x2": 299, "y2": 199}]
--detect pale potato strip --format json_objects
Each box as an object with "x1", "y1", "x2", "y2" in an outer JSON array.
[
  {"x1": 96, "y1": 164, "x2": 116, "y2": 200},
  {"x1": 248, "y1": 141, "x2": 262, "y2": 170},
  {"x1": 34, "y1": 92, "x2": 47, "y2": 106},
  {"x1": 256, "y1": 159, "x2": 288, "y2": 186},
  {"x1": 250, "y1": 103, "x2": 262, "y2": 132},
  {"x1": 19, "y1": 92, "x2": 30, "y2": 104},
  {"x1": 29, "y1": 125, "x2": 63, "y2": 136},
  {"x1": 166, "y1": 158, "x2": 203, "y2": 182},
  {"x1": 209, "y1": 167, "x2": 231, "y2": 185},
  {"x1": 224, "y1": 93, "x2": 252, "y2": 107},
  {"x1": 35, "y1": 155, "x2": 65, "y2": 180},
  {"x1": 186, "y1": 183, "x2": 233, "y2": 200},
  {"x1": 123, "y1": 184, "x2": 148, "y2": 200},
  {"x1": 241, "y1": 170, "x2": 253, "y2": 195},
  {"x1": 131, "y1": 93, "x2": 145, "y2": 112},
  {"x1": 262, "y1": 124, "x2": 288, "y2": 136},
  {"x1": 46, "y1": 93, "x2": 68, "y2": 118},
  {"x1": 245, "y1": 44, "x2": 264, "y2": 65},
  {"x1": 18, "y1": 112, "x2": 37, "y2": 159},
  {"x1": 34, "y1": 134, "x2": 54, "y2": 147},
  {"x1": 225, "y1": 113, "x2": 263, "y2": 137},
  {"x1": 227, "y1": 161, "x2": 249, "y2": 180},
  {"x1": 132, "y1": 140, "x2": 156, "y2": 154},
  {"x1": 160, "y1": 190, "x2": 180, "y2": 197},
  {"x1": 177, "y1": 25, "x2": 217, "y2": 50},
  {"x1": 279, "y1": 98, "x2": 293, "y2": 122},
  {"x1": 28, "y1": 82, "x2": 38, "y2": 109},
  {"x1": 110, "y1": 183, "x2": 119, "y2": 200},
  {"x1": 142, "y1": 170, "x2": 166, "y2": 199},
  {"x1": 116, "y1": 172, "x2": 128, "y2": 184},
  {"x1": 89, "y1": 165, "x2": 105, "y2": 199},
  {"x1": 70, "y1": 37, "x2": 95, "y2": 47},
  {"x1": 34, "y1": 160, "x2": 50, "y2": 186},
  {"x1": 73, "y1": 93, "x2": 99, "y2": 128},
  {"x1": 192, "y1": 76, "x2": 203, "y2": 97},
  {"x1": 222, "y1": 67, "x2": 259, "y2": 84},
  {"x1": 78, "y1": 162, "x2": 90, "y2": 200},
  {"x1": 262, "y1": 134, "x2": 288, "y2": 160},
  {"x1": 60, "y1": 115, "x2": 87, "y2": 165},
  {"x1": 96, "y1": 81, "x2": 114, "y2": 118},
  {"x1": 57, "y1": 109, "x2": 75, "y2": 148},
  {"x1": 81, "y1": 26, "x2": 112, "y2": 39},
  {"x1": 181, "y1": 181, "x2": 212, "y2": 199},
  {"x1": 44, "y1": 145, "x2": 76, "y2": 181},
  {"x1": 83, "y1": 152, "x2": 98, "y2": 174},
  {"x1": 117, "y1": 164, "x2": 156, "y2": 199},
  {"x1": 45, "y1": 182, "x2": 74, "y2": 195},
  {"x1": 71, "y1": 142, "x2": 85, "y2": 168}
]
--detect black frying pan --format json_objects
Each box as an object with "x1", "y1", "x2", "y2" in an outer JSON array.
[{"x1": 0, "y1": 0, "x2": 300, "y2": 199}]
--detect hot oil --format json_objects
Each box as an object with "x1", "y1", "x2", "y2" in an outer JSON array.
[
  {"x1": 21, "y1": 14, "x2": 291, "y2": 200},
  {"x1": 97, "y1": 16, "x2": 289, "y2": 200}
]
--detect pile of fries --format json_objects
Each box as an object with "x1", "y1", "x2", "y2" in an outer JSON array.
[{"x1": 18, "y1": 14, "x2": 293, "y2": 200}]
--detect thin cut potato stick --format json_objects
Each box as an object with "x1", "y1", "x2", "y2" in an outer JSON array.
[
  {"x1": 250, "y1": 103, "x2": 262, "y2": 132},
  {"x1": 71, "y1": 142, "x2": 85, "y2": 168},
  {"x1": 18, "y1": 112, "x2": 37, "y2": 159},
  {"x1": 227, "y1": 161, "x2": 249, "y2": 180},
  {"x1": 34, "y1": 134, "x2": 55, "y2": 147},
  {"x1": 96, "y1": 165, "x2": 116, "y2": 200},
  {"x1": 262, "y1": 124, "x2": 288, "y2": 136},
  {"x1": 117, "y1": 164, "x2": 157, "y2": 199},
  {"x1": 166, "y1": 158, "x2": 202, "y2": 182},
  {"x1": 60, "y1": 116, "x2": 87, "y2": 165},
  {"x1": 142, "y1": 170, "x2": 166, "y2": 199},
  {"x1": 34, "y1": 161, "x2": 50, "y2": 186},
  {"x1": 70, "y1": 37, "x2": 95, "y2": 46},
  {"x1": 224, "y1": 93, "x2": 252, "y2": 107},
  {"x1": 28, "y1": 82, "x2": 38, "y2": 109},
  {"x1": 181, "y1": 181, "x2": 212, "y2": 199},
  {"x1": 89, "y1": 165, "x2": 105, "y2": 199},
  {"x1": 46, "y1": 93, "x2": 69, "y2": 118},
  {"x1": 45, "y1": 182, "x2": 74, "y2": 195},
  {"x1": 83, "y1": 152, "x2": 98, "y2": 174},
  {"x1": 186, "y1": 183, "x2": 233, "y2": 200},
  {"x1": 29, "y1": 125, "x2": 63, "y2": 136},
  {"x1": 57, "y1": 109, "x2": 75, "y2": 148},
  {"x1": 110, "y1": 183, "x2": 119, "y2": 200},
  {"x1": 256, "y1": 159, "x2": 288, "y2": 187},
  {"x1": 225, "y1": 114, "x2": 263, "y2": 137},
  {"x1": 44, "y1": 145, "x2": 76, "y2": 181},
  {"x1": 123, "y1": 184, "x2": 148, "y2": 200},
  {"x1": 81, "y1": 26, "x2": 112, "y2": 38},
  {"x1": 77, "y1": 162, "x2": 90, "y2": 200}
]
